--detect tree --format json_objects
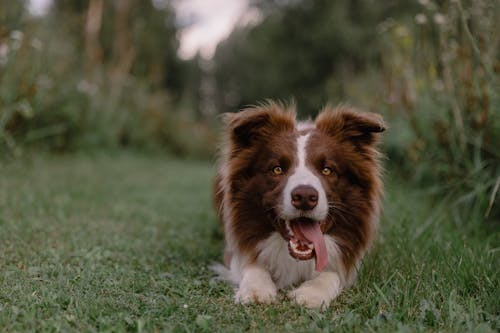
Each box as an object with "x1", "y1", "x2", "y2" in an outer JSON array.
[{"x1": 213, "y1": 0, "x2": 418, "y2": 115}]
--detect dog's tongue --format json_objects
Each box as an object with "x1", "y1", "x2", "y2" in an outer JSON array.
[{"x1": 294, "y1": 220, "x2": 328, "y2": 271}]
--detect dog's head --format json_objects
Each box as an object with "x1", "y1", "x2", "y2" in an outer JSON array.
[{"x1": 223, "y1": 102, "x2": 385, "y2": 271}]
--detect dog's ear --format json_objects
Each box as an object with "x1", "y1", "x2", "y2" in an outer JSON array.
[
  {"x1": 225, "y1": 103, "x2": 295, "y2": 147},
  {"x1": 316, "y1": 105, "x2": 386, "y2": 145},
  {"x1": 226, "y1": 109, "x2": 271, "y2": 147}
]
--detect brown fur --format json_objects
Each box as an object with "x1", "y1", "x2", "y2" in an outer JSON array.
[
  {"x1": 313, "y1": 105, "x2": 385, "y2": 276},
  {"x1": 215, "y1": 102, "x2": 385, "y2": 279}
]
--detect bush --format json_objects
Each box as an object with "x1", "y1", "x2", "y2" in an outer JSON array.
[
  {"x1": 379, "y1": 0, "x2": 499, "y2": 221},
  {"x1": 0, "y1": 6, "x2": 214, "y2": 158}
]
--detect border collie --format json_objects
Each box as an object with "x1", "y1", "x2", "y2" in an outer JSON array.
[{"x1": 213, "y1": 101, "x2": 385, "y2": 308}]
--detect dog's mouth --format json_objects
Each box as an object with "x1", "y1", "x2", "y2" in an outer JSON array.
[{"x1": 283, "y1": 217, "x2": 328, "y2": 272}]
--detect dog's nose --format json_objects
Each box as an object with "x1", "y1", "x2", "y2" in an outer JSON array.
[{"x1": 291, "y1": 185, "x2": 318, "y2": 211}]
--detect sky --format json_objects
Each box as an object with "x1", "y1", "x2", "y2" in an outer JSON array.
[
  {"x1": 174, "y1": 0, "x2": 257, "y2": 59},
  {"x1": 28, "y1": 0, "x2": 256, "y2": 60}
]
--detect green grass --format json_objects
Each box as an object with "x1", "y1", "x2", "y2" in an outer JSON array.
[{"x1": 0, "y1": 153, "x2": 498, "y2": 332}]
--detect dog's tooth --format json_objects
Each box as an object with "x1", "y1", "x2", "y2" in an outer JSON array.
[
  {"x1": 289, "y1": 238, "x2": 314, "y2": 257},
  {"x1": 286, "y1": 220, "x2": 294, "y2": 237},
  {"x1": 295, "y1": 248, "x2": 312, "y2": 256}
]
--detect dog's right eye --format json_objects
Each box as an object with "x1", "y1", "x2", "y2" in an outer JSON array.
[{"x1": 272, "y1": 166, "x2": 284, "y2": 175}]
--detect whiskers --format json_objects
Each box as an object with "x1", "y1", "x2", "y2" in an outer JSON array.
[
  {"x1": 327, "y1": 200, "x2": 355, "y2": 223},
  {"x1": 265, "y1": 205, "x2": 284, "y2": 228}
]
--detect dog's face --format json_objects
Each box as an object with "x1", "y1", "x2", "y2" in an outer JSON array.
[{"x1": 223, "y1": 104, "x2": 385, "y2": 271}]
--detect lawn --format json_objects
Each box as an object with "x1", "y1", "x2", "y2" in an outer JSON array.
[{"x1": 0, "y1": 153, "x2": 498, "y2": 332}]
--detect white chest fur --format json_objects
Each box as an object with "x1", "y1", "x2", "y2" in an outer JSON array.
[
  {"x1": 256, "y1": 232, "x2": 344, "y2": 288},
  {"x1": 256, "y1": 233, "x2": 317, "y2": 288}
]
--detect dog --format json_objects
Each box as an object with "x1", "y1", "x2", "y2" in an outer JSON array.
[{"x1": 212, "y1": 101, "x2": 385, "y2": 308}]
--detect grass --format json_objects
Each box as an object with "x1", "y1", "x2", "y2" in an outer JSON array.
[{"x1": 0, "y1": 152, "x2": 498, "y2": 332}]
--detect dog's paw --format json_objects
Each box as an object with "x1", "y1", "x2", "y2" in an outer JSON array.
[
  {"x1": 288, "y1": 284, "x2": 331, "y2": 309},
  {"x1": 235, "y1": 285, "x2": 277, "y2": 304},
  {"x1": 235, "y1": 265, "x2": 277, "y2": 304},
  {"x1": 288, "y1": 272, "x2": 341, "y2": 309}
]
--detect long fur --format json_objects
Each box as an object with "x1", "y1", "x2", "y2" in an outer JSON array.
[{"x1": 213, "y1": 101, "x2": 385, "y2": 308}]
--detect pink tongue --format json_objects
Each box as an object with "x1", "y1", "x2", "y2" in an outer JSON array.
[{"x1": 296, "y1": 221, "x2": 328, "y2": 271}]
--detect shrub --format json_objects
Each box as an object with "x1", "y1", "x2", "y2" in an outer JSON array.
[
  {"x1": 0, "y1": 19, "x2": 214, "y2": 157},
  {"x1": 379, "y1": 0, "x2": 499, "y2": 221}
]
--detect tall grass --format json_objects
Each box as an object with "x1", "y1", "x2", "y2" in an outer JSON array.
[{"x1": 379, "y1": 0, "x2": 499, "y2": 222}]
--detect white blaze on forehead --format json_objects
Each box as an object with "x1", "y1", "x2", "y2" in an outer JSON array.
[
  {"x1": 282, "y1": 133, "x2": 328, "y2": 220},
  {"x1": 296, "y1": 121, "x2": 314, "y2": 132}
]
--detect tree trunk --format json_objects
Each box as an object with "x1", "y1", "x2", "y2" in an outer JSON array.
[
  {"x1": 111, "y1": 0, "x2": 136, "y2": 81},
  {"x1": 84, "y1": 0, "x2": 103, "y2": 71}
]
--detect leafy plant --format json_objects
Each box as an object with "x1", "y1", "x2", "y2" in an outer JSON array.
[{"x1": 379, "y1": 0, "x2": 499, "y2": 221}]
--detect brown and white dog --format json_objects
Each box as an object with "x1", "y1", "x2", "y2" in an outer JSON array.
[{"x1": 213, "y1": 102, "x2": 385, "y2": 308}]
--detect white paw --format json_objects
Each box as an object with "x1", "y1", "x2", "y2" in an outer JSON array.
[
  {"x1": 288, "y1": 284, "x2": 331, "y2": 309},
  {"x1": 235, "y1": 264, "x2": 277, "y2": 304},
  {"x1": 288, "y1": 272, "x2": 341, "y2": 309},
  {"x1": 235, "y1": 285, "x2": 277, "y2": 304}
]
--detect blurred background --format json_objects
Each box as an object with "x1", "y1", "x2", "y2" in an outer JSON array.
[{"x1": 0, "y1": 0, "x2": 498, "y2": 221}]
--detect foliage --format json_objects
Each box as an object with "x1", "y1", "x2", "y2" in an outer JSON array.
[
  {"x1": 0, "y1": 154, "x2": 497, "y2": 331},
  {"x1": 0, "y1": 1, "x2": 212, "y2": 157},
  {"x1": 213, "y1": 0, "x2": 418, "y2": 115},
  {"x1": 379, "y1": 0, "x2": 500, "y2": 221}
]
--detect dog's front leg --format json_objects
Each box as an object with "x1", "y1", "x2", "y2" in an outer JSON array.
[
  {"x1": 235, "y1": 264, "x2": 277, "y2": 304},
  {"x1": 288, "y1": 271, "x2": 341, "y2": 309}
]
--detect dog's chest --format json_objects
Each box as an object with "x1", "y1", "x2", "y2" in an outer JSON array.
[{"x1": 256, "y1": 232, "x2": 317, "y2": 288}]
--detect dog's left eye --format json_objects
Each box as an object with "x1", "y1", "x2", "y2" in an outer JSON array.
[
  {"x1": 321, "y1": 167, "x2": 333, "y2": 176},
  {"x1": 272, "y1": 166, "x2": 284, "y2": 175}
]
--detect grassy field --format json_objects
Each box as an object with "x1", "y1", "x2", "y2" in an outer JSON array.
[{"x1": 0, "y1": 153, "x2": 498, "y2": 332}]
